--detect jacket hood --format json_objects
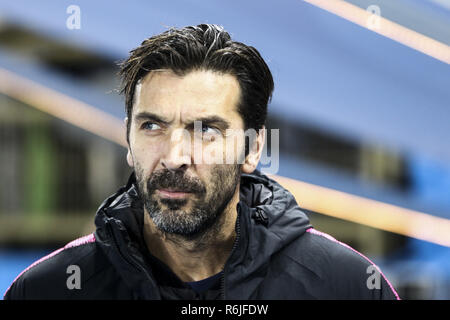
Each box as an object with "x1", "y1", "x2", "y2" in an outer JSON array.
[
  {"x1": 238, "y1": 170, "x2": 312, "y2": 258},
  {"x1": 94, "y1": 169, "x2": 312, "y2": 299},
  {"x1": 225, "y1": 170, "x2": 312, "y2": 298}
]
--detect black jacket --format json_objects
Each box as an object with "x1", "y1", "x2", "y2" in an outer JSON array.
[{"x1": 4, "y1": 170, "x2": 400, "y2": 300}]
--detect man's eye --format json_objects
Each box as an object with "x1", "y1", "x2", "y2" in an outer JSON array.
[
  {"x1": 201, "y1": 125, "x2": 219, "y2": 135},
  {"x1": 199, "y1": 125, "x2": 222, "y2": 142},
  {"x1": 141, "y1": 122, "x2": 161, "y2": 131}
]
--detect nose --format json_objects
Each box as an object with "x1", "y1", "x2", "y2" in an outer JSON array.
[{"x1": 160, "y1": 129, "x2": 192, "y2": 171}]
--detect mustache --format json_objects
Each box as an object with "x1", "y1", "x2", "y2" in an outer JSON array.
[{"x1": 146, "y1": 170, "x2": 206, "y2": 194}]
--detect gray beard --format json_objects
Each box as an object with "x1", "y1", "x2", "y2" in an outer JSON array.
[{"x1": 136, "y1": 165, "x2": 241, "y2": 242}]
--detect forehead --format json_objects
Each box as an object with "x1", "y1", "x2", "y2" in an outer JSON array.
[{"x1": 133, "y1": 69, "x2": 243, "y2": 125}]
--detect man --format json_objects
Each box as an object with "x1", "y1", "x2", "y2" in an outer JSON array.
[{"x1": 4, "y1": 24, "x2": 399, "y2": 300}]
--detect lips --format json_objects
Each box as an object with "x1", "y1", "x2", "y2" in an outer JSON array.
[{"x1": 157, "y1": 189, "x2": 192, "y2": 199}]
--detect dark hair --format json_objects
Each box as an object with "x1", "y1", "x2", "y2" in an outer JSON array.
[{"x1": 119, "y1": 24, "x2": 274, "y2": 143}]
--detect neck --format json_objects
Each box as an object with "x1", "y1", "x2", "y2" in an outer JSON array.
[{"x1": 143, "y1": 188, "x2": 239, "y2": 282}]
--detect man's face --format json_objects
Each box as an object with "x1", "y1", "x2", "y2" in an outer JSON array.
[{"x1": 127, "y1": 69, "x2": 246, "y2": 238}]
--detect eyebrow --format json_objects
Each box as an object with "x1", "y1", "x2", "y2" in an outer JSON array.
[
  {"x1": 134, "y1": 111, "x2": 231, "y2": 130},
  {"x1": 190, "y1": 116, "x2": 230, "y2": 131},
  {"x1": 134, "y1": 111, "x2": 171, "y2": 125}
]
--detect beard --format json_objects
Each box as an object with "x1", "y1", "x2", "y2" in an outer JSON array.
[{"x1": 135, "y1": 164, "x2": 241, "y2": 240}]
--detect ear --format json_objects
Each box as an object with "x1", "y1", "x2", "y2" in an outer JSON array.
[
  {"x1": 241, "y1": 126, "x2": 266, "y2": 174},
  {"x1": 125, "y1": 117, "x2": 134, "y2": 168},
  {"x1": 127, "y1": 149, "x2": 134, "y2": 168}
]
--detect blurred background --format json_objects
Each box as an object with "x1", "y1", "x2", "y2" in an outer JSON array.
[{"x1": 0, "y1": 0, "x2": 449, "y2": 299}]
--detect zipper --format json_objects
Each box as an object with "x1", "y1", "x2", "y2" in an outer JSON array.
[{"x1": 220, "y1": 205, "x2": 242, "y2": 300}]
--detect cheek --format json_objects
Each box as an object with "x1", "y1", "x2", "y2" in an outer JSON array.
[
  {"x1": 196, "y1": 164, "x2": 238, "y2": 190},
  {"x1": 223, "y1": 133, "x2": 246, "y2": 164},
  {"x1": 130, "y1": 142, "x2": 162, "y2": 174}
]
